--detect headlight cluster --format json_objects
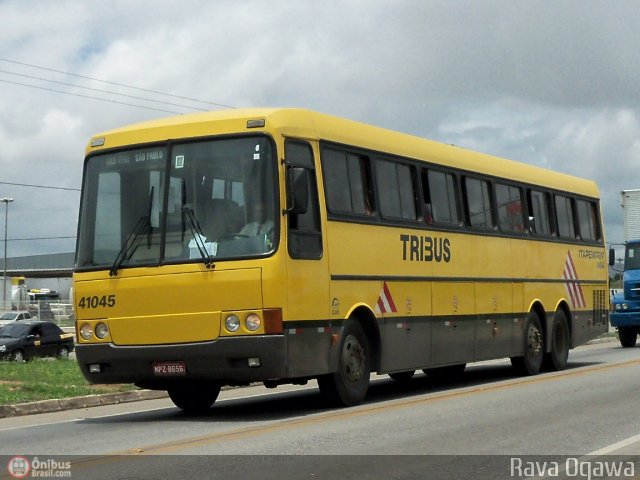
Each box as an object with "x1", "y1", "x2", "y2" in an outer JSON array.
[
  {"x1": 614, "y1": 303, "x2": 630, "y2": 311},
  {"x1": 79, "y1": 322, "x2": 109, "y2": 341},
  {"x1": 0, "y1": 345, "x2": 6, "y2": 352},
  {"x1": 224, "y1": 312, "x2": 262, "y2": 333}
]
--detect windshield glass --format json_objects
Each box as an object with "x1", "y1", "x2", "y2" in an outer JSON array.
[
  {"x1": 625, "y1": 244, "x2": 640, "y2": 270},
  {"x1": 0, "y1": 313, "x2": 16, "y2": 320},
  {"x1": 0, "y1": 323, "x2": 29, "y2": 338},
  {"x1": 76, "y1": 136, "x2": 277, "y2": 270}
]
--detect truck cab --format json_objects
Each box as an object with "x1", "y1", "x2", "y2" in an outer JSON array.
[{"x1": 610, "y1": 240, "x2": 640, "y2": 347}]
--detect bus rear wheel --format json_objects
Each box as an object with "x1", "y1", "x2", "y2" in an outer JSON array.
[
  {"x1": 167, "y1": 383, "x2": 221, "y2": 413},
  {"x1": 511, "y1": 311, "x2": 544, "y2": 375},
  {"x1": 618, "y1": 327, "x2": 638, "y2": 348},
  {"x1": 542, "y1": 310, "x2": 570, "y2": 371},
  {"x1": 318, "y1": 320, "x2": 371, "y2": 407}
]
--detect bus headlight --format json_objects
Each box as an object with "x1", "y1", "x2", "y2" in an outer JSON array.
[
  {"x1": 95, "y1": 322, "x2": 109, "y2": 339},
  {"x1": 80, "y1": 323, "x2": 93, "y2": 340},
  {"x1": 245, "y1": 313, "x2": 261, "y2": 331},
  {"x1": 225, "y1": 314, "x2": 240, "y2": 332}
]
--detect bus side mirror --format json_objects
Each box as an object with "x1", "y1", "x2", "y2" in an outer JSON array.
[
  {"x1": 287, "y1": 167, "x2": 309, "y2": 215},
  {"x1": 609, "y1": 248, "x2": 616, "y2": 266}
]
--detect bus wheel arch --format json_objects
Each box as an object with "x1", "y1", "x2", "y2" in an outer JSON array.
[{"x1": 317, "y1": 305, "x2": 378, "y2": 407}]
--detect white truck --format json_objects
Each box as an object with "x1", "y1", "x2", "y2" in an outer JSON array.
[{"x1": 0, "y1": 276, "x2": 29, "y2": 311}]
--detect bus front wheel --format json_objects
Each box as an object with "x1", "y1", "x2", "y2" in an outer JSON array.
[
  {"x1": 318, "y1": 320, "x2": 371, "y2": 407},
  {"x1": 618, "y1": 327, "x2": 638, "y2": 348},
  {"x1": 168, "y1": 383, "x2": 221, "y2": 413},
  {"x1": 511, "y1": 311, "x2": 544, "y2": 375}
]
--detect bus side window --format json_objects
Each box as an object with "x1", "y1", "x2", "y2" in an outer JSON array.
[
  {"x1": 463, "y1": 177, "x2": 494, "y2": 228},
  {"x1": 375, "y1": 159, "x2": 417, "y2": 221},
  {"x1": 554, "y1": 194, "x2": 577, "y2": 239},
  {"x1": 576, "y1": 199, "x2": 599, "y2": 241},
  {"x1": 286, "y1": 140, "x2": 322, "y2": 259},
  {"x1": 496, "y1": 183, "x2": 524, "y2": 233},
  {"x1": 528, "y1": 189, "x2": 552, "y2": 236},
  {"x1": 423, "y1": 169, "x2": 460, "y2": 225},
  {"x1": 322, "y1": 147, "x2": 374, "y2": 217}
]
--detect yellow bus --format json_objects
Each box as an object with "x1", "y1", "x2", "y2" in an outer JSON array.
[{"x1": 74, "y1": 108, "x2": 608, "y2": 411}]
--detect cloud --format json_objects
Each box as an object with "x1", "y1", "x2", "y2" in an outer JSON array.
[{"x1": 0, "y1": 0, "x2": 639, "y2": 259}]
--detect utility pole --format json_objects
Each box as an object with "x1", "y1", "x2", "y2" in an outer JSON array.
[{"x1": 1, "y1": 197, "x2": 13, "y2": 308}]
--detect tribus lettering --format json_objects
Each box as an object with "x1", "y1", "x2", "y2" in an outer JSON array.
[{"x1": 400, "y1": 234, "x2": 451, "y2": 262}]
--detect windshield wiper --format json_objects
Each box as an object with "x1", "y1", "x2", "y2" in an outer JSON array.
[
  {"x1": 182, "y1": 205, "x2": 214, "y2": 269},
  {"x1": 109, "y1": 215, "x2": 151, "y2": 276},
  {"x1": 110, "y1": 186, "x2": 155, "y2": 277}
]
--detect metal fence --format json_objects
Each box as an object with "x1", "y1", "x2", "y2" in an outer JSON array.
[{"x1": 0, "y1": 300, "x2": 75, "y2": 327}]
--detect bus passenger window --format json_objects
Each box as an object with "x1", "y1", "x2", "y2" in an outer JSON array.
[
  {"x1": 496, "y1": 183, "x2": 524, "y2": 233},
  {"x1": 554, "y1": 195, "x2": 576, "y2": 238},
  {"x1": 375, "y1": 159, "x2": 416, "y2": 221},
  {"x1": 322, "y1": 147, "x2": 374, "y2": 216},
  {"x1": 424, "y1": 170, "x2": 459, "y2": 225},
  {"x1": 577, "y1": 199, "x2": 599, "y2": 241},
  {"x1": 464, "y1": 177, "x2": 494, "y2": 228},
  {"x1": 528, "y1": 190, "x2": 552, "y2": 236}
]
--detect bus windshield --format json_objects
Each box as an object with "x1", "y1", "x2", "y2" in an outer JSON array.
[
  {"x1": 76, "y1": 136, "x2": 277, "y2": 270},
  {"x1": 625, "y1": 243, "x2": 640, "y2": 271}
]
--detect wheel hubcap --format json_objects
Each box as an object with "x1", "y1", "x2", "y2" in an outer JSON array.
[
  {"x1": 527, "y1": 325, "x2": 542, "y2": 358},
  {"x1": 342, "y1": 334, "x2": 365, "y2": 384}
]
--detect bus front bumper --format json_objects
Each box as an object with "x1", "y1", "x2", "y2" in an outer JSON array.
[{"x1": 75, "y1": 335, "x2": 287, "y2": 388}]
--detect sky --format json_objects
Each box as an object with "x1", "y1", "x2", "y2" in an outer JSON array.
[{"x1": 0, "y1": 0, "x2": 638, "y2": 261}]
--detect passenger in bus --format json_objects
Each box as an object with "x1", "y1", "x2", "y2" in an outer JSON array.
[{"x1": 240, "y1": 202, "x2": 274, "y2": 236}]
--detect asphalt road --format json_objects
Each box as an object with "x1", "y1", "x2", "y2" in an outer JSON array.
[{"x1": 1, "y1": 341, "x2": 640, "y2": 479}]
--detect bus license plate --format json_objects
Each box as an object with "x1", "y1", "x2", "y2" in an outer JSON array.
[{"x1": 152, "y1": 361, "x2": 186, "y2": 376}]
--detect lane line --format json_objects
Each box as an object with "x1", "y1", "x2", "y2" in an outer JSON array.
[{"x1": 587, "y1": 433, "x2": 640, "y2": 456}]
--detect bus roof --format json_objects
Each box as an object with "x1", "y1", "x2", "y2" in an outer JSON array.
[{"x1": 88, "y1": 107, "x2": 600, "y2": 199}]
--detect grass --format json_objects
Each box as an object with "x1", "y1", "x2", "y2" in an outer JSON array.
[{"x1": 0, "y1": 358, "x2": 135, "y2": 405}]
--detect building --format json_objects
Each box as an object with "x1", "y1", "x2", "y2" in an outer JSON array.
[{"x1": 4, "y1": 252, "x2": 74, "y2": 299}]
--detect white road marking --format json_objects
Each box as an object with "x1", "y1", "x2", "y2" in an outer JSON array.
[{"x1": 587, "y1": 432, "x2": 640, "y2": 456}]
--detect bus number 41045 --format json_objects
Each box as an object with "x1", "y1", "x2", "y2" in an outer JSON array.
[{"x1": 78, "y1": 295, "x2": 116, "y2": 309}]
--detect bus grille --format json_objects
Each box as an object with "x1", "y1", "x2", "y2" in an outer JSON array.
[{"x1": 592, "y1": 289, "x2": 607, "y2": 326}]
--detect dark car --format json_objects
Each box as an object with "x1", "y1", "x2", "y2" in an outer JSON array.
[{"x1": 0, "y1": 321, "x2": 74, "y2": 362}]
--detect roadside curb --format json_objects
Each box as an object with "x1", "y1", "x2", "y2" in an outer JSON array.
[
  {"x1": 0, "y1": 389, "x2": 169, "y2": 419},
  {"x1": 587, "y1": 335, "x2": 618, "y2": 345}
]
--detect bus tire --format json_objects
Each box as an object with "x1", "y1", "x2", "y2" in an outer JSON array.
[
  {"x1": 511, "y1": 311, "x2": 544, "y2": 375},
  {"x1": 317, "y1": 320, "x2": 371, "y2": 406},
  {"x1": 618, "y1": 327, "x2": 638, "y2": 348},
  {"x1": 542, "y1": 310, "x2": 570, "y2": 371},
  {"x1": 389, "y1": 370, "x2": 415, "y2": 382},
  {"x1": 168, "y1": 383, "x2": 221, "y2": 413}
]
